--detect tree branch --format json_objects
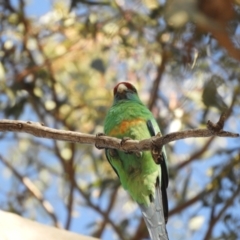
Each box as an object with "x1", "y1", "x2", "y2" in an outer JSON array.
[
  {"x1": 175, "y1": 136, "x2": 215, "y2": 170},
  {"x1": 94, "y1": 187, "x2": 118, "y2": 238},
  {"x1": 148, "y1": 50, "x2": 167, "y2": 111},
  {"x1": 0, "y1": 155, "x2": 61, "y2": 228},
  {"x1": 0, "y1": 115, "x2": 238, "y2": 153},
  {"x1": 203, "y1": 186, "x2": 240, "y2": 240}
]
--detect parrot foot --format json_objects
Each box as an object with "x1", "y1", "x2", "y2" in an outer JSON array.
[
  {"x1": 121, "y1": 137, "x2": 142, "y2": 157},
  {"x1": 121, "y1": 137, "x2": 132, "y2": 144},
  {"x1": 95, "y1": 133, "x2": 105, "y2": 149},
  {"x1": 151, "y1": 132, "x2": 163, "y2": 164}
]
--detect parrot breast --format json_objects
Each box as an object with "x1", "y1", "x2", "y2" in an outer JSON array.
[
  {"x1": 104, "y1": 100, "x2": 161, "y2": 206},
  {"x1": 108, "y1": 118, "x2": 145, "y2": 137}
]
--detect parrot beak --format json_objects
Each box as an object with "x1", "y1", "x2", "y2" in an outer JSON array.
[
  {"x1": 115, "y1": 83, "x2": 128, "y2": 100},
  {"x1": 117, "y1": 83, "x2": 128, "y2": 93}
]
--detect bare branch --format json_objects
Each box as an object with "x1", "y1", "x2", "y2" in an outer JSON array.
[
  {"x1": 148, "y1": 50, "x2": 167, "y2": 111},
  {"x1": 0, "y1": 155, "x2": 61, "y2": 228},
  {"x1": 94, "y1": 187, "x2": 118, "y2": 238},
  {"x1": 0, "y1": 116, "x2": 239, "y2": 153},
  {"x1": 175, "y1": 136, "x2": 215, "y2": 170},
  {"x1": 203, "y1": 186, "x2": 240, "y2": 240}
]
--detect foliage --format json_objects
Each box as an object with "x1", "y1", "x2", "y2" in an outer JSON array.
[{"x1": 0, "y1": 0, "x2": 240, "y2": 239}]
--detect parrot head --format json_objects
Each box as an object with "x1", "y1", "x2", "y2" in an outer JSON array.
[{"x1": 113, "y1": 82, "x2": 141, "y2": 104}]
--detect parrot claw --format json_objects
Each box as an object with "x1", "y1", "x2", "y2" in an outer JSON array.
[
  {"x1": 150, "y1": 131, "x2": 164, "y2": 164},
  {"x1": 95, "y1": 133, "x2": 105, "y2": 149},
  {"x1": 156, "y1": 132, "x2": 162, "y2": 137},
  {"x1": 121, "y1": 137, "x2": 132, "y2": 143},
  {"x1": 151, "y1": 147, "x2": 163, "y2": 164}
]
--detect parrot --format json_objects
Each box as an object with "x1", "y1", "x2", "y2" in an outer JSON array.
[{"x1": 104, "y1": 82, "x2": 169, "y2": 240}]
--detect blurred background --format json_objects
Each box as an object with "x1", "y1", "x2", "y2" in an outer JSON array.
[{"x1": 0, "y1": 0, "x2": 240, "y2": 239}]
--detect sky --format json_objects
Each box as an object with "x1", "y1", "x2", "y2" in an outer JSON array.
[{"x1": 11, "y1": 0, "x2": 53, "y2": 16}]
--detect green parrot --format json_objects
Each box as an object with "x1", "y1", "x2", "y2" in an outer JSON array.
[{"x1": 104, "y1": 82, "x2": 169, "y2": 240}]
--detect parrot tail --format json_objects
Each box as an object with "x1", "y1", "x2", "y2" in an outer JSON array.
[{"x1": 139, "y1": 178, "x2": 169, "y2": 240}]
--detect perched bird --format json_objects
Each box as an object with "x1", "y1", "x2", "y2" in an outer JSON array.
[
  {"x1": 202, "y1": 77, "x2": 228, "y2": 122},
  {"x1": 104, "y1": 82, "x2": 169, "y2": 240}
]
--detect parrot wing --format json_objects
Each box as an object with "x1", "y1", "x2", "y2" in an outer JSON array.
[
  {"x1": 137, "y1": 120, "x2": 169, "y2": 240},
  {"x1": 147, "y1": 119, "x2": 169, "y2": 223},
  {"x1": 105, "y1": 149, "x2": 119, "y2": 178}
]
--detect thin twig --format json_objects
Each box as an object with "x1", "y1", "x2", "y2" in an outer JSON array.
[
  {"x1": 169, "y1": 189, "x2": 206, "y2": 216},
  {"x1": 0, "y1": 154, "x2": 61, "y2": 228},
  {"x1": 94, "y1": 187, "x2": 119, "y2": 238},
  {"x1": 175, "y1": 136, "x2": 215, "y2": 170},
  {"x1": 170, "y1": 151, "x2": 240, "y2": 216},
  {"x1": 203, "y1": 186, "x2": 240, "y2": 240},
  {"x1": 72, "y1": 178, "x2": 125, "y2": 239},
  {"x1": 64, "y1": 143, "x2": 76, "y2": 230},
  {"x1": 148, "y1": 50, "x2": 167, "y2": 111}
]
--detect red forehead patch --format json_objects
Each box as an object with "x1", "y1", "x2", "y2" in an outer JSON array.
[{"x1": 113, "y1": 82, "x2": 137, "y2": 95}]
